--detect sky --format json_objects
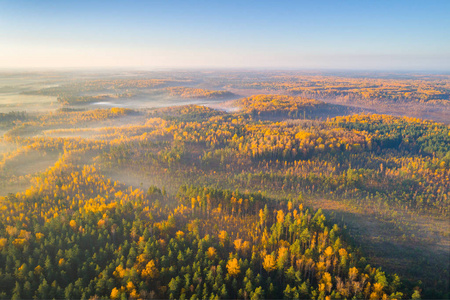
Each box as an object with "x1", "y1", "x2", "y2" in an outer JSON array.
[{"x1": 0, "y1": 0, "x2": 449, "y2": 71}]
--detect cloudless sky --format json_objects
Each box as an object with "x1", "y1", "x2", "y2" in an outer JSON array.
[{"x1": 0, "y1": 0, "x2": 449, "y2": 70}]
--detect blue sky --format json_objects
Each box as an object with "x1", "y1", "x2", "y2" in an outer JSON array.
[{"x1": 0, "y1": 0, "x2": 449, "y2": 70}]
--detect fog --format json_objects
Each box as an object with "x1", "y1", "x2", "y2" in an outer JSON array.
[{"x1": 86, "y1": 96, "x2": 233, "y2": 110}]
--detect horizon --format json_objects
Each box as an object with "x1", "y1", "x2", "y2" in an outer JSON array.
[
  {"x1": 1, "y1": 67, "x2": 450, "y2": 76},
  {"x1": 1, "y1": 0, "x2": 449, "y2": 71}
]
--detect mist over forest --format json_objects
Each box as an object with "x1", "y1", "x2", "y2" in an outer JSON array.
[{"x1": 0, "y1": 70, "x2": 449, "y2": 299}]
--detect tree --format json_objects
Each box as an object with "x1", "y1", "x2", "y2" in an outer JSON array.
[
  {"x1": 251, "y1": 286, "x2": 264, "y2": 300},
  {"x1": 226, "y1": 258, "x2": 241, "y2": 277},
  {"x1": 11, "y1": 282, "x2": 21, "y2": 300},
  {"x1": 263, "y1": 255, "x2": 276, "y2": 273},
  {"x1": 110, "y1": 287, "x2": 120, "y2": 299},
  {"x1": 411, "y1": 290, "x2": 421, "y2": 300},
  {"x1": 142, "y1": 260, "x2": 159, "y2": 279}
]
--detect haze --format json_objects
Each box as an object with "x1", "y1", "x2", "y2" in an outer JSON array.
[
  {"x1": 0, "y1": 1, "x2": 449, "y2": 298},
  {"x1": 1, "y1": 0, "x2": 449, "y2": 71}
]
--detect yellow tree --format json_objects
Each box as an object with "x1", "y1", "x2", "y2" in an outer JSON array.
[
  {"x1": 110, "y1": 288, "x2": 120, "y2": 299},
  {"x1": 219, "y1": 230, "x2": 228, "y2": 245},
  {"x1": 226, "y1": 258, "x2": 240, "y2": 277},
  {"x1": 234, "y1": 239, "x2": 243, "y2": 253},
  {"x1": 141, "y1": 260, "x2": 159, "y2": 279},
  {"x1": 263, "y1": 254, "x2": 276, "y2": 273},
  {"x1": 206, "y1": 247, "x2": 217, "y2": 260}
]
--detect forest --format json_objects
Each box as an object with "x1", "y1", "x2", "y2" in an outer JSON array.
[{"x1": 0, "y1": 71, "x2": 449, "y2": 299}]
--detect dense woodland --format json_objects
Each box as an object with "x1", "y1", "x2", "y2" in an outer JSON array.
[
  {"x1": 20, "y1": 72, "x2": 450, "y2": 118},
  {"x1": 22, "y1": 79, "x2": 236, "y2": 106},
  {"x1": 0, "y1": 152, "x2": 406, "y2": 299},
  {"x1": 1, "y1": 73, "x2": 449, "y2": 299},
  {"x1": 224, "y1": 74, "x2": 450, "y2": 105},
  {"x1": 166, "y1": 87, "x2": 235, "y2": 99}
]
